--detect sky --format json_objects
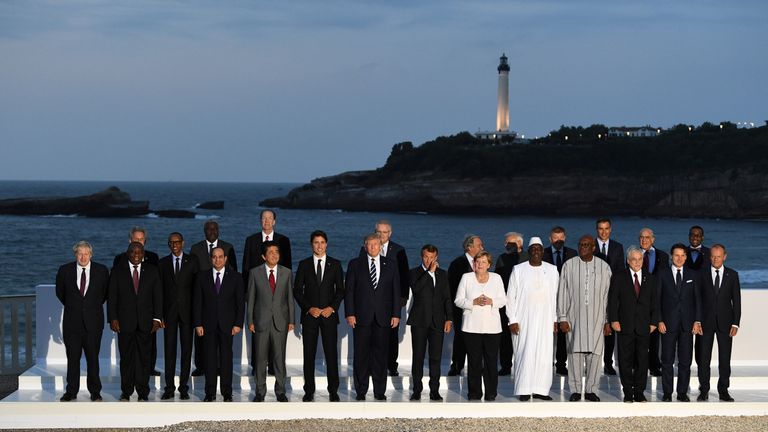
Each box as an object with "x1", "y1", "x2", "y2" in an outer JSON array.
[{"x1": 1, "y1": 0, "x2": 766, "y2": 183}]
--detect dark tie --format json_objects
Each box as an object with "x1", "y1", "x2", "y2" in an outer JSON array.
[
  {"x1": 633, "y1": 273, "x2": 640, "y2": 298},
  {"x1": 676, "y1": 268, "x2": 682, "y2": 289},
  {"x1": 175, "y1": 257, "x2": 180, "y2": 275},
  {"x1": 643, "y1": 251, "x2": 650, "y2": 272},
  {"x1": 265, "y1": 235, "x2": 270, "y2": 242},
  {"x1": 691, "y1": 248, "x2": 699, "y2": 262},
  {"x1": 79, "y1": 267, "x2": 87, "y2": 297},
  {"x1": 555, "y1": 250, "x2": 563, "y2": 273},
  {"x1": 714, "y1": 269, "x2": 720, "y2": 292},
  {"x1": 601, "y1": 242, "x2": 607, "y2": 256},
  {"x1": 214, "y1": 271, "x2": 221, "y2": 294},
  {"x1": 132, "y1": 265, "x2": 139, "y2": 294},
  {"x1": 269, "y1": 269, "x2": 276, "y2": 294},
  {"x1": 316, "y1": 259, "x2": 323, "y2": 285},
  {"x1": 370, "y1": 258, "x2": 378, "y2": 290},
  {"x1": 209, "y1": 243, "x2": 214, "y2": 254}
]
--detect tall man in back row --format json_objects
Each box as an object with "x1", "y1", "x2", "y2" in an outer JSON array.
[
  {"x1": 638, "y1": 227, "x2": 668, "y2": 377},
  {"x1": 594, "y1": 218, "x2": 624, "y2": 376}
]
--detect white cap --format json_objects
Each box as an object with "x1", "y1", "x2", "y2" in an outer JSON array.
[{"x1": 529, "y1": 237, "x2": 543, "y2": 247}]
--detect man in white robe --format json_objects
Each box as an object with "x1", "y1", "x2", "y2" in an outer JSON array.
[
  {"x1": 507, "y1": 237, "x2": 560, "y2": 401},
  {"x1": 557, "y1": 234, "x2": 612, "y2": 402}
]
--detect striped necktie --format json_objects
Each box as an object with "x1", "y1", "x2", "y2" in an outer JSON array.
[{"x1": 370, "y1": 258, "x2": 378, "y2": 290}]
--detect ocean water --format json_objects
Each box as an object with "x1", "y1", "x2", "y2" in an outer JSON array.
[{"x1": 1, "y1": 180, "x2": 766, "y2": 296}]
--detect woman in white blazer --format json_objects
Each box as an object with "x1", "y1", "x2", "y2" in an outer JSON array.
[{"x1": 454, "y1": 250, "x2": 507, "y2": 401}]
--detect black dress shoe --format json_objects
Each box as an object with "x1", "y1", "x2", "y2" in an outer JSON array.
[
  {"x1": 719, "y1": 392, "x2": 735, "y2": 402},
  {"x1": 203, "y1": 395, "x2": 214, "y2": 402},
  {"x1": 90, "y1": 393, "x2": 102, "y2": 402},
  {"x1": 447, "y1": 366, "x2": 461, "y2": 376},
  {"x1": 677, "y1": 394, "x2": 690, "y2": 402},
  {"x1": 191, "y1": 369, "x2": 204, "y2": 377},
  {"x1": 356, "y1": 394, "x2": 366, "y2": 401},
  {"x1": 603, "y1": 365, "x2": 617, "y2": 375},
  {"x1": 150, "y1": 370, "x2": 161, "y2": 376},
  {"x1": 533, "y1": 393, "x2": 552, "y2": 400},
  {"x1": 374, "y1": 394, "x2": 387, "y2": 401},
  {"x1": 302, "y1": 394, "x2": 314, "y2": 402},
  {"x1": 662, "y1": 393, "x2": 672, "y2": 402},
  {"x1": 634, "y1": 394, "x2": 647, "y2": 402},
  {"x1": 137, "y1": 395, "x2": 149, "y2": 402},
  {"x1": 584, "y1": 393, "x2": 600, "y2": 402},
  {"x1": 518, "y1": 395, "x2": 531, "y2": 401},
  {"x1": 60, "y1": 393, "x2": 76, "y2": 402},
  {"x1": 223, "y1": 395, "x2": 233, "y2": 402},
  {"x1": 119, "y1": 393, "x2": 130, "y2": 401},
  {"x1": 467, "y1": 395, "x2": 482, "y2": 401},
  {"x1": 388, "y1": 369, "x2": 399, "y2": 377},
  {"x1": 161, "y1": 391, "x2": 175, "y2": 400},
  {"x1": 697, "y1": 393, "x2": 709, "y2": 401},
  {"x1": 253, "y1": 394, "x2": 264, "y2": 402},
  {"x1": 329, "y1": 393, "x2": 341, "y2": 402},
  {"x1": 623, "y1": 395, "x2": 634, "y2": 403},
  {"x1": 429, "y1": 392, "x2": 443, "y2": 401},
  {"x1": 409, "y1": 392, "x2": 421, "y2": 401},
  {"x1": 276, "y1": 394, "x2": 289, "y2": 402},
  {"x1": 179, "y1": 391, "x2": 190, "y2": 400},
  {"x1": 555, "y1": 367, "x2": 568, "y2": 376},
  {"x1": 649, "y1": 368, "x2": 662, "y2": 377},
  {"x1": 484, "y1": 395, "x2": 496, "y2": 401},
  {"x1": 569, "y1": 393, "x2": 581, "y2": 401}
]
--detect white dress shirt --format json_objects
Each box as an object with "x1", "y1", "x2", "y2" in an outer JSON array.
[{"x1": 76, "y1": 262, "x2": 91, "y2": 295}]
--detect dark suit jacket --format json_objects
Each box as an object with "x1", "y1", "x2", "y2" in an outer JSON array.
[
  {"x1": 242, "y1": 232, "x2": 292, "y2": 283},
  {"x1": 543, "y1": 246, "x2": 577, "y2": 271},
  {"x1": 608, "y1": 269, "x2": 659, "y2": 335},
  {"x1": 113, "y1": 250, "x2": 159, "y2": 268},
  {"x1": 294, "y1": 256, "x2": 345, "y2": 324},
  {"x1": 190, "y1": 239, "x2": 238, "y2": 272},
  {"x1": 595, "y1": 239, "x2": 626, "y2": 274},
  {"x1": 406, "y1": 266, "x2": 452, "y2": 329},
  {"x1": 448, "y1": 255, "x2": 473, "y2": 302},
  {"x1": 345, "y1": 255, "x2": 401, "y2": 327},
  {"x1": 699, "y1": 266, "x2": 741, "y2": 333},
  {"x1": 158, "y1": 253, "x2": 199, "y2": 324},
  {"x1": 659, "y1": 266, "x2": 701, "y2": 332},
  {"x1": 193, "y1": 268, "x2": 245, "y2": 332},
  {"x1": 107, "y1": 262, "x2": 163, "y2": 332},
  {"x1": 685, "y1": 246, "x2": 710, "y2": 271},
  {"x1": 361, "y1": 241, "x2": 409, "y2": 300},
  {"x1": 56, "y1": 261, "x2": 110, "y2": 333},
  {"x1": 643, "y1": 248, "x2": 669, "y2": 275}
]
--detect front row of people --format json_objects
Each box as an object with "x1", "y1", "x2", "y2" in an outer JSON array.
[{"x1": 56, "y1": 231, "x2": 741, "y2": 403}]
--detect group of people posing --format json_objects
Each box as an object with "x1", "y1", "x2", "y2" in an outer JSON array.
[{"x1": 55, "y1": 212, "x2": 741, "y2": 404}]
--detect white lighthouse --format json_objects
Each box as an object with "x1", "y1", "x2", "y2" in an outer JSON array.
[{"x1": 496, "y1": 53, "x2": 510, "y2": 132}]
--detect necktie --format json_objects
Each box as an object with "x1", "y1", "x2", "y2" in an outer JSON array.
[
  {"x1": 175, "y1": 257, "x2": 180, "y2": 275},
  {"x1": 714, "y1": 269, "x2": 720, "y2": 292},
  {"x1": 265, "y1": 235, "x2": 270, "y2": 242},
  {"x1": 269, "y1": 269, "x2": 276, "y2": 294},
  {"x1": 555, "y1": 250, "x2": 563, "y2": 273},
  {"x1": 370, "y1": 258, "x2": 378, "y2": 290},
  {"x1": 676, "y1": 269, "x2": 682, "y2": 288},
  {"x1": 643, "y1": 251, "x2": 650, "y2": 272},
  {"x1": 79, "y1": 267, "x2": 87, "y2": 297},
  {"x1": 132, "y1": 265, "x2": 139, "y2": 294},
  {"x1": 316, "y1": 259, "x2": 323, "y2": 285},
  {"x1": 601, "y1": 242, "x2": 607, "y2": 256},
  {"x1": 209, "y1": 243, "x2": 214, "y2": 254},
  {"x1": 215, "y1": 272, "x2": 221, "y2": 294},
  {"x1": 633, "y1": 273, "x2": 640, "y2": 298},
  {"x1": 691, "y1": 248, "x2": 699, "y2": 262}
]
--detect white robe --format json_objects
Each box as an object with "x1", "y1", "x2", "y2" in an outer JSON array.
[{"x1": 506, "y1": 261, "x2": 560, "y2": 395}]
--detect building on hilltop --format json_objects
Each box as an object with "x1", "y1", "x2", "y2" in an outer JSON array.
[
  {"x1": 607, "y1": 126, "x2": 662, "y2": 138},
  {"x1": 475, "y1": 53, "x2": 517, "y2": 143}
]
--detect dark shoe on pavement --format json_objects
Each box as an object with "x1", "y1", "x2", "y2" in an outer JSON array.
[
  {"x1": 429, "y1": 392, "x2": 443, "y2": 401},
  {"x1": 484, "y1": 395, "x2": 496, "y2": 401},
  {"x1": 409, "y1": 392, "x2": 421, "y2": 401},
  {"x1": 252, "y1": 394, "x2": 264, "y2": 402},
  {"x1": 388, "y1": 368, "x2": 399, "y2": 377},
  {"x1": 374, "y1": 394, "x2": 387, "y2": 401},
  {"x1": 603, "y1": 365, "x2": 617, "y2": 375},
  {"x1": 662, "y1": 393, "x2": 672, "y2": 402},
  {"x1": 90, "y1": 393, "x2": 102, "y2": 402},
  {"x1": 677, "y1": 394, "x2": 690, "y2": 402},
  {"x1": 584, "y1": 393, "x2": 600, "y2": 402},
  {"x1": 161, "y1": 391, "x2": 174, "y2": 400},
  {"x1": 532, "y1": 393, "x2": 552, "y2": 400},
  {"x1": 356, "y1": 394, "x2": 366, "y2": 401},
  {"x1": 518, "y1": 395, "x2": 531, "y2": 401},
  {"x1": 137, "y1": 395, "x2": 149, "y2": 401},
  {"x1": 179, "y1": 391, "x2": 190, "y2": 400},
  {"x1": 276, "y1": 394, "x2": 289, "y2": 402},
  {"x1": 119, "y1": 393, "x2": 130, "y2": 402},
  {"x1": 203, "y1": 394, "x2": 214, "y2": 402},
  {"x1": 719, "y1": 392, "x2": 735, "y2": 402},
  {"x1": 498, "y1": 368, "x2": 511, "y2": 376},
  {"x1": 303, "y1": 393, "x2": 314, "y2": 402},
  {"x1": 623, "y1": 395, "x2": 634, "y2": 403},
  {"x1": 60, "y1": 393, "x2": 76, "y2": 402},
  {"x1": 697, "y1": 392, "x2": 709, "y2": 402},
  {"x1": 569, "y1": 393, "x2": 581, "y2": 401},
  {"x1": 329, "y1": 393, "x2": 341, "y2": 402},
  {"x1": 223, "y1": 395, "x2": 233, "y2": 402},
  {"x1": 634, "y1": 394, "x2": 648, "y2": 402}
]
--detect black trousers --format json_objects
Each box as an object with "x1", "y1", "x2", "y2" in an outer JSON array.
[
  {"x1": 450, "y1": 306, "x2": 466, "y2": 371},
  {"x1": 555, "y1": 328, "x2": 567, "y2": 369},
  {"x1": 697, "y1": 329, "x2": 733, "y2": 394},
  {"x1": 302, "y1": 317, "x2": 340, "y2": 395},
  {"x1": 498, "y1": 308, "x2": 513, "y2": 371},
  {"x1": 410, "y1": 325, "x2": 445, "y2": 394},
  {"x1": 63, "y1": 326, "x2": 102, "y2": 396},
  {"x1": 151, "y1": 331, "x2": 158, "y2": 371},
  {"x1": 194, "y1": 333, "x2": 205, "y2": 372},
  {"x1": 617, "y1": 331, "x2": 649, "y2": 398},
  {"x1": 648, "y1": 330, "x2": 662, "y2": 370},
  {"x1": 353, "y1": 322, "x2": 390, "y2": 397},
  {"x1": 661, "y1": 326, "x2": 693, "y2": 395},
  {"x1": 117, "y1": 329, "x2": 152, "y2": 398},
  {"x1": 204, "y1": 326, "x2": 234, "y2": 397},
  {"x1": 604, "y1": 332, "x2": 616, "y2": 368},
  {"x1": 463, "y1": 332, "x2": 500, "y2": 399},
  {"x1": 388, "y1": 325, "x2": 400, "y2": 372},
  {"x1": 163, "y1": 317, "x2": 193, "y2": 393}
]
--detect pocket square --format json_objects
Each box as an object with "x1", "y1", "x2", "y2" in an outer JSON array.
[{"x1": 685, "y1": 279, "x2": 693, "y2": 283}]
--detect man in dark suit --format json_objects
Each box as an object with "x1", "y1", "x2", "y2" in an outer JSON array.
[
  {"x1": 189, "y1": 219, "x2": 237, "y2": 376},
  {"x1": 345, "y1": 233, "x2": 401, "y2": 401},
  {"x1": 608, "y1": 246, "x2": 659, "y2": 403},
  {"x1": 658, "y1": 243, "x2": 701, "y2": 402},
  {"x1": 247, "y1": 241, "x2": 295, "y2": 402},
  {"x1": 594, "y1": 217, "x2": 625, "y2": 376},
  {"x1": 639, "y1": 227, "x2": 669, "y2": 377},
  {"x1": 158, "y1": 232, "x2": 199, "y2": 400},
  {"x1": 56, "y1": 241, "x2": 110, "y2": 402},
  {"x1": 107, "y1": 242, "x2": 163, "y2": 401},
  {"x1": 685, "y1": 225, "x2": 710, "y2": 271},
  {"x1": 113, "y1": 226, "x2": 161, "y2": 377},
  {"x1": 542, "y1": 225, "x2": 577, "y2": 376},
  {"x1": 696, "y1": 244, "x2": 741, "y2": 402},
  {"x1": 407, "y1": 244, "x2": 452, "y2": 401},
  {"x1": 494, "y1": 232, "x2": 525, "y2": 376},
  {"x1": 193, "y1": 246, "x2": 244, "y2": 402},
  {"x1": 447, "y1": 234, "x2": 484, "y2": 376},
  {"x1": 294, "y1": 230, "x2": 345, "y2": 402}
]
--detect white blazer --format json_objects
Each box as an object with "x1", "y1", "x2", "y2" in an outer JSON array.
[{"x1": 454, "y1": 272, "x2": 506, "y2": 334}]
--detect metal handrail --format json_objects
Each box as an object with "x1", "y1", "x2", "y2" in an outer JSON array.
[{"x1": 0, "y1": 294, "x2": 35, "y2": 375}]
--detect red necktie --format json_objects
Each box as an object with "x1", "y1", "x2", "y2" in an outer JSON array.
[
  {"x1": 633, "y1": 273, "x2": 640, "y2": 298},
  {"x1": 79, "y1": 267, "x2": 87, "y2": 297},
  {"x1": 265, "y1": 235, "x2": 270, "y2": 242},
  {"x1": 132, "y1": 265, "x2": 140, "y2": 294},
  {"x1": 269, "y1": 269, "x2": 276, "y2": 294}
]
